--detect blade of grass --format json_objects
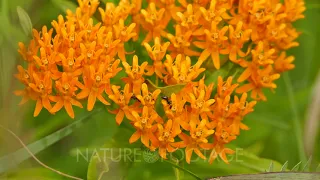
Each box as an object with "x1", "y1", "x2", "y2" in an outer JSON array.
[
  {"x1": 283, "y1": 73, "x2": 307, "y2": 163},
  {"x1": 0, "y1": 108, "x2": 102, "y2": 173}
]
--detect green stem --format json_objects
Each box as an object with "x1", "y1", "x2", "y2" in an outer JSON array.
[
  {"x1": 163, "y1": 159, "x2": 202, "y2": 180},
  {"x1": 283, "y1": 73, "x2": 307, "y2": 163}
]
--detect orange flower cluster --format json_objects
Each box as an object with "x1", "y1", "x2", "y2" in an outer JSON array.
[{"x1": 15, "y1": 0, "x2": 305, "y2": 164}]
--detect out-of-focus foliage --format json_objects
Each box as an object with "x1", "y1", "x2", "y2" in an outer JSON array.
[{"x1": 0, "y1": 0, "x2": 319, "y2": 179}]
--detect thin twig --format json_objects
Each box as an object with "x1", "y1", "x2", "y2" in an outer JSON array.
[{"x1": 0, "y1": 125, "x2": 83, "y2": 180}]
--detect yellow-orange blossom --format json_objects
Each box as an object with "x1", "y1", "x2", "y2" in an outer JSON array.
[{"x1": 15, "y1": 0, "x2": 305, "y2": 164}]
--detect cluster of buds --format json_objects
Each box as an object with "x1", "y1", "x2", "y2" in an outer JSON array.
[{"x1": 15, "y1": 0, "x2": 305, "y2": 164}]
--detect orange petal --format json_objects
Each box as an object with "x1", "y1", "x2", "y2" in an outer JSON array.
[
  {"x1": 199, "y1": 49, "x2": 211, "y2": 62},
  {"x1": 64, "y1": 101, "x2": 74, "y2": 119},
  {"x1": 51, "y1": 99, "x2": 64, "y2": 113},
  {"x1": 87, "y1": 91, "x2": 97, "y2": 111},
  {"x1": 77, "y1": 89, "x2": 90, "y2": 99},
  {"x1": 116, "y1": 110, "x2": 125, "y2": 125},
  {"x1": 238, "y1": 67, "x2": 252, "y2": 82},
  {"x1": 185, "y1": 148, "x2": 193, "y2": 164},
  {"x1": 129, "y1": 131, "x2": 141, "y2": 144},
  {"x1": 34, "y1": 99, "x2": 43, "y2": 117},
  {"x1": 97, "y1": 94, "x2": 110, "y2": 105}
]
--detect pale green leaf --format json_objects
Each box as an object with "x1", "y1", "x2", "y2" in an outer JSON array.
[{"x1": 16, "y1": 6, "x2": 33, "y2": 36}]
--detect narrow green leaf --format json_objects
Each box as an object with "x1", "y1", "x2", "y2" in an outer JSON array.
[
  {"x1": 51, "y1": 0, "x2": 77, "y2": 12},
  {"x1": 291, "y1": 161, "x2": 302, "y2": 171},
  {"x1": 0, "y1": 108, "x2": 102, "y2": 174},
  {"x1": 281, "y1": 161, "x2": 288, "y2": 172},
  {"x1": 16, "y1": 6, "x2": 33, "y2": 36},
  {"x1": 267, "y1": 161, "x2": 274, "y2": 172},
  {"x1": 283, "y1": 73, "x2": 307, "y2": 163},
  {"x1": 302, "y1": 156, "x2": 312, "y2": 172}
]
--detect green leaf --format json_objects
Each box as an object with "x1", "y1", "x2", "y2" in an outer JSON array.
[
  {"x1": 316, "y1": 164, "x2": 320, "y2": 172},
  {"x1": 291, "y1": 161, "x2": 302, "y2": 171},
  {"x1": 145, "y1": 79, "x2": 186, "y2": 97},
  {"x1": 0, "y1": 108, "x2": 102, "y2": 174},
  {"x1": 16, "y1": 6, "x2": 33, "y2": 37},
  {"x1": 51, "y1": 0, "x2": 77, "y2": 12},
  {"x1": 281, "y1": 161, "x2": 289, "y2": 171}
]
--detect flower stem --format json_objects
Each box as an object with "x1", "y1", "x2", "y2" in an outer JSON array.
[
  {"x1": 283, "y1": 73, "x2": 307, "y2": 163},
  {"x1": 163, "y1": 159, "x2": 202, "y2": 180}
]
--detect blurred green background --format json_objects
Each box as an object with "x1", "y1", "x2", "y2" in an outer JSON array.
[{"x1": 0, "y1": 0, "x2": 320, "y2": 179}]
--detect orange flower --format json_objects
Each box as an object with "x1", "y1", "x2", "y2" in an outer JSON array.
[
  {"x1": 167, "y1": 25, "x2": 200, "y2": 58},
  {"x1": 59, "y1": 48, "x2": 84, "y2": 76},
  {"x1": 129, "y1": 106, "x2": 159, "y2": 148},
  {"x1": 195, "y1": 22, "x2": 229, "y2": 69},
  {"x1": 228, "y1": 21, "x2": 252, "y2": 61},
  {"x1": 164, "y1": 54, "x2": 205, "y2": 85},
  {"x1": 122, "y1": 55, "x2": 152, "y2": 94},
  {"x1": 156, "y1": 119, "x2": 181, "y2": 159},
  {"x1": 77, "y1": 64, "x2": 111, "y2": 111},
  {"x1": 80, "y1": 41, "x2": 104, "y2": 66},
  {"x1": 188, "y1": 88, "x2": 215, "y2": 118},
  {"x1": 140, "y1": 2, "x2": 167, "y2": 43},
  {"x1": 108, "y1": 84, "x2": 134, "y2": 125},
  {"x1": 162, "y1": 93, "x2": 190, "y2": 131},
  {"x1": 113, "y1": 19, "x2": 136, "y2": 61},
  {"x1": 236, "y1": 65, "x2": 280, "y2": 101},
  {"x1": 199, "y1": 0, "x2": 227, "y2": 26},
  {"x1": 18, "y1": 40, "x2": 39, "y2": 62},
  {"x1": 176, "y1": 4, "x2": 201, "y2": 31},
  {"x1": 28, "y1": 72, "x2": 53, "y2": 116},
  {"x1": 96, "y1": 30, "x2": 121, "y2": 58},
  {"x1": 175, "y1": 119, "x2": 214, "y2": 164},
  {"x1": 50, "y1": 73, "x2": 83, "y2": 118},
  {"x1": 217, "y1": 76, "x2": 238, "y2": 98},
  {"x1": 136, "y1": 83, "x2": 161, "y2": 107},
  {"x1": 209, "y1": 143, "x2": 235, "y2": 164},
  {"x1": 143, "y1": 37, "x2": 170, "y2": 78},
  {"x1": 15, "y1": 65, "x2": 38, "y2": 105},
  {"x1": 284, "y1": 0, "x2": 306, "y2": 22},
  {"x1": 274, "y1": 52, "x2": 295, "y2": 73},
  {"x1": 251, "y1": 41, "x2": 275, "y2": 66}
]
